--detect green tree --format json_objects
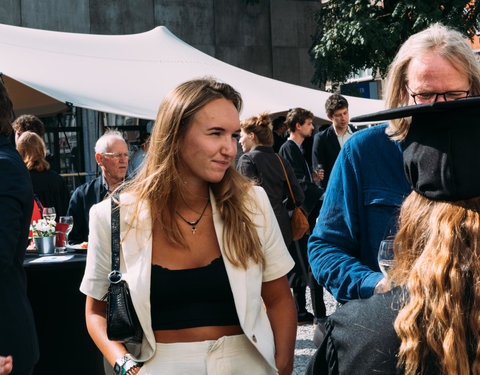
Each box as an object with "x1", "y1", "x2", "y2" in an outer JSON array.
[{"x1": 310, "y1": 0, "x2": 480, "y2": 87}]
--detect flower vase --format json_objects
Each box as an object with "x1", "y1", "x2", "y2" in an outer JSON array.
[{"x1": 34, "y1": 235, "x2": 56, "y2": 256}]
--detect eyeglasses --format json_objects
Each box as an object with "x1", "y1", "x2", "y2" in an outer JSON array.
[
  {"x1": 102, "y1": 152, "x2": 129, "y2": 160},
  {"x1": 405, "y1": 85, "x2": 469, "y2": 104}
]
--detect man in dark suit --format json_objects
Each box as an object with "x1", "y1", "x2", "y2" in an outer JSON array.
[
  {"x1": 312, "y1": 94, "x2": 357, "y2": 190},
  {"x1": 279, "y1": 108, "x2": 325, "y2": 326},
  {"x1": 0, "y1": 82, "x2": 39, "y2": 374},
  {"x1": 67, "y1": 130, "x2": 128, "y2": 244},
  {"x1": 272, "y1": 116, "x2": 287, "y2": 153}
]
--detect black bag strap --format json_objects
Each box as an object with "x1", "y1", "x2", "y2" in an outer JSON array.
[{"x1": 109, "y1": 195, "x2": 122, "y2": 283}]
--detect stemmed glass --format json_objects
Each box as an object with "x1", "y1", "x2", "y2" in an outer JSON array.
[
  {"x1": 59, "y1": 216, "x2": 74, "y2": 246},
  {"x1": 378, "y1": 239, "x2": 395, "y2": 278},
  {"x1": 42, "y1": 207, "x2": 56, "y2": 222}
]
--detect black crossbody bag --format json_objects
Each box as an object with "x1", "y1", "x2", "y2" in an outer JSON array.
[{"x1": 102, "y1": 196, "x2": 143, "y2": 343}]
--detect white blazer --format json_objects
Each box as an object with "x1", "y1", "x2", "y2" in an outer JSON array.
[{"x1": 80, "y1": 186, "x2": 294, "y2": 371}]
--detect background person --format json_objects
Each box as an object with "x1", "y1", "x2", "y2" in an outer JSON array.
[
  {"x1": 11, "y1": 114, "x2": 56, "y2": 169},
  {"x1": 11, "y1": 114, "x2": 45, "y2": 143},
  {"x1": 127, "y1": 121, "x2": 153, "y2": 178},
  {"x1": 0, "y1": 83, "x2": 39, "y2": 374},
  {"x1": 308, "y1": 23, "x2": 480, "y2": 304},
  {"x1": 312, "y1": 94, "x2": 357, "y2": 190},
  {"x1": 271, "y1": 115, "x2": 287, "y2": 153},
  {"x1": 237, "y1": 112, "x2": 305, "y2": 248},
  {"x1": 279, "y1": 108, "x2": 326, "y2": 326},
  {"x1": 307, "y1": 98, "x2": 480, "y2": 374},
  {"x1": 81, "y1": 78, "x2": 297, "y2": 375},
  {"x1": 66, "y1": 129, "x2": 128, "y2": 244},
  {"x1": 16, "y1": 131, "x2": 69, "y2": 217}
]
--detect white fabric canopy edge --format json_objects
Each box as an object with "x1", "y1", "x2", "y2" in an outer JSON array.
[{"x1": 0, "y1": 23, "x2": 385, "y2": 122}]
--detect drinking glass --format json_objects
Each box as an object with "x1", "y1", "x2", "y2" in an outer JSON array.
[
  {"x1": 59, "y1": 216, "x2": 74, "y2": 245},
  {"x1": 378, "y1": 239, "x2": 395, "y2": 278},
  {"x1": 314, "y1": 164, "x2": 324, "y2": 175},
  {"x1": 42, "y1": 207, "x2": 56, "y2": 222}
]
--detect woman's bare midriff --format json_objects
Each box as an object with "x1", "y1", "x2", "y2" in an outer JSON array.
[{"x1": 154, "y1": 325, "x2": 244, "y2": 343}]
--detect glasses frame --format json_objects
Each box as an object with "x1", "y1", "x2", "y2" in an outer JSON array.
[
  {"x1": 101, "y1": 152, "x2": 130, "y2": 160},
  {"x1": 405, "y1": 85, "x2": 469, "y2": 105}
]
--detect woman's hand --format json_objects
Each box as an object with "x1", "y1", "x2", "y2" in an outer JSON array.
[
  {"x1": 275, "y1": 353, "x2": 294, "y2": 375},
  {"x1": 126, "y1": 366, "x2": 142, "y2": 375},
  {"x1": 0, "y1": 356, "x2": 12, "y2": 375}
]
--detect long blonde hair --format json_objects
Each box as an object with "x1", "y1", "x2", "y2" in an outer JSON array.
[
  {"x1": 16, "y1": 131, "x2": 50, "y2": 172},
  {"x1": 123, "y1": 78, "x2": 264, "y2": 268},
  {"x1": 385, "y1": 23, "x2": 480, "y2": 141},
  {"x1": 390, "y1": 192, "x2": 480, "y2": 374}
]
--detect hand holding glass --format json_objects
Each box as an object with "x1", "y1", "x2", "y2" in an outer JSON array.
[
  {"x1": 42, "y1": 207, "x2": 56, "y2": 221},
  {"x1": 314, "y1": 164, "x2": 324, "y2": 181},
  {"x1": 378, "y1": 239, "x2": 395, "y2": 278},
  {"x1": 59, "y1": 216, "x2": 73, "y2": 245},
  {"x1": 314, "y1": 164, "x2": 324, "y2": 174}
]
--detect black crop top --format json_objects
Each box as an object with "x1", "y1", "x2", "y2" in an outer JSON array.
[{"x1": 150, "y1": 256, "x2": 240, "y2": 330}]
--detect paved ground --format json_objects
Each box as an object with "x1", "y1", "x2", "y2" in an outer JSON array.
[{"x1": 292, "y1": 288, "x2": 337, "y2": 374}]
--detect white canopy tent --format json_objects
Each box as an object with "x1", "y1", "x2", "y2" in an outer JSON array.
[{"x1": 0, "y1": 23, "x2": 384, "y2": 122}]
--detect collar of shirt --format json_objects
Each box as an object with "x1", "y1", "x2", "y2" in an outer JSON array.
[
  {"x1": 288, "y1": 137, "x2": 303, "y2": 153},
  {"x1": 101, "y1": 175, "x2": 111, "y2": 193},
  {"x1": 333, "y1": 125, "x2": 352, "y2": 137}
]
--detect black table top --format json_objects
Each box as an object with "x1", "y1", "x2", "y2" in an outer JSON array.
[{"x1": 23, "y1": 252, "x2": 87, "y2": 270}]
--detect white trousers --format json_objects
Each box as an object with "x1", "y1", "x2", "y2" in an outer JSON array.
[{"x1": 138, "y1": 334, "x2": 277, "y2": 375}]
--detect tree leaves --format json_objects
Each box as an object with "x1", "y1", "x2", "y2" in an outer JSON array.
[{"x1": 309, "y1": 0, "x2": 480, "y2": 87}]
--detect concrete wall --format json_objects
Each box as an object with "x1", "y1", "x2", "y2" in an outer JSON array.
[{"x1": 0, "y1": 0, "x2": 322, "y2": 89}]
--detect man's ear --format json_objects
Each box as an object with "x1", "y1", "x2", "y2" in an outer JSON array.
[
  {"x1": 327, "y1": 114, "x2": 333, "y2": 122},
  {"x1": 95, "y1": 153, "x2": 103, "y2": 166},
  {"x1": 295, "y1": 122, "x2": 302, "y2": 131}
]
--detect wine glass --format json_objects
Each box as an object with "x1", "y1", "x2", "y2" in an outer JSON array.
[
  {"x1": 378, "y1": 239, "x2": 395, "y2": 278},
  {"x1": 59, "y1": 216, "x2": 74, "y2": 246},
  {"x1": 42, "y1": 207, "x2": 56, "y2": 222}
]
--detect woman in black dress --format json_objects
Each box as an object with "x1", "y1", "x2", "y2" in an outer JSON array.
[{"x1": 16, "y1": 131, "x2": 69, "y2": 217}]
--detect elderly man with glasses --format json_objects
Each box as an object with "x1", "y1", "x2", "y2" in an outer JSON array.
[
  {"x1": 67, "y1": 130, "x2": 129, "y2": 245},
  {"x1": 307, "y1": 23, "x2": 480, "y2": 317}
]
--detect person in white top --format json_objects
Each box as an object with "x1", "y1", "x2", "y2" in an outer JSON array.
[{"x1": 80, "y1": 78, "x2": 297, "y2": 375}]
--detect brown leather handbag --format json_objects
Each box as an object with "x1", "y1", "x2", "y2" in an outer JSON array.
[{"x1": 275, "y1": 154, "x2": 310, "y2": 241}]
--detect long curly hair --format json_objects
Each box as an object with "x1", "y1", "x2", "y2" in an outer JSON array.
[
  {"x1": 122, "y1": 78, "x2": 264, "y2": 269},
  {"x1": 390, "y1": 192, "x2": 480, "y2": 374}
]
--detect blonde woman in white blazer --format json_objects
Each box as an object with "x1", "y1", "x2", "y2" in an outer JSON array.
[{"x1": 80, "y1": 78, "x2": 297, "y2": 375}]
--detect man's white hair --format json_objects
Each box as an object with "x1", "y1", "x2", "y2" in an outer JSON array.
[{"x1": 94, "y1": 129, "x2": 126, "y2": 154}]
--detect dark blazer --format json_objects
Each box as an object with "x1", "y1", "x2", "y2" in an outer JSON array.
[
  {"x1": 29, "y1": 169, "x2": 70, "y2": 217},
  {"x1": 236, "y1": 145, "x2": 304, "y2": 246},
  {"x1": 279, "y1": 139, "x2": 323, "y2": 216},
  {"x1": 306, "y1": 287, "x2": 404, "y2": 375},
  {"x1": 0, "y1": 135, "x2": 39, "y2": 372},
  {"x1": 67, "y1": 176, "x2": 108, "y2": 244},
  {"x1": 272, "y1": 132, "x2": 286, "y2": 153},
  {"x1": 312, "y1": 124, "x2": 357, "y2": 189}
]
